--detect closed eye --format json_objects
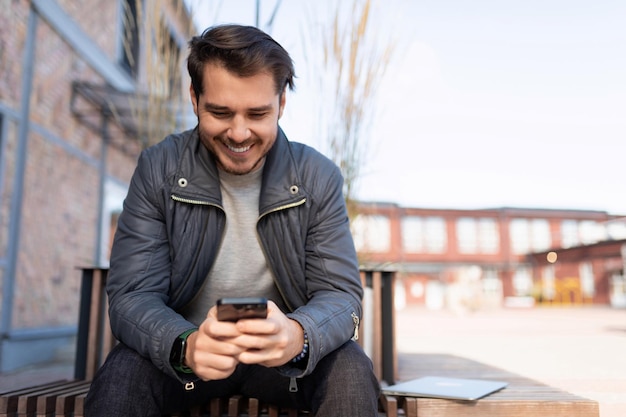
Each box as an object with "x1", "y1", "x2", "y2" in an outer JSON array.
[{"x1": 211, "y1": 111, "x2": 232, "y2": 119}]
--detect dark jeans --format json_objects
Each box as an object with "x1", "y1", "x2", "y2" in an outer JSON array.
[{"x1": 85, "y1": 341, "x2": 380, "y2": 417}]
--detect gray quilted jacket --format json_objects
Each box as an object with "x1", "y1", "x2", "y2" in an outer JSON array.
[{"x1": 106, "y1": 127, "x2": 363, "y2": 382}]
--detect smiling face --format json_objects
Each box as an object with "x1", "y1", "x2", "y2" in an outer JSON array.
[{"x1": 190, "y1": 62, "x2": 286, "y2": 175}]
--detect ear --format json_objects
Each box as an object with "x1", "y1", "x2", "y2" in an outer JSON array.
[
  {"x1": 189, "y1": 83, "x2": 198, "y2": 116},
  {"x1": 278, "y1": 88, "x2": 287, "y2": 119}
]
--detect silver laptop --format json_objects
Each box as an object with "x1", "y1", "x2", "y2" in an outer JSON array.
[{"x1": 381, "y1": 376, "x2": 508, "y2": 401}]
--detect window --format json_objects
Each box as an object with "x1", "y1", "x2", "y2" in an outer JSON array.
[
  {"x1": 541, "y1": 265, "x2": 555, "y2": 301},
  {"x1": 607, "y1": 219, "x2": 626, "y2": 240},
  {"x1": 478, "y1": 218, "x2": 500, "y2": 253},
  {"x1": 579, "y1": 262, "x2": 595, "y2": 298},
  {"x1": 482, "y1": 269, "x2": 502, "y2": 298},
  {"x1": 610, "y1": 273, "x2": 626, "y2": 308},
  {"x1": 512, "y1": 267, "x2": 533, "y2": 296},
  {"x1": 562, "y1": 219, "x2": 608, "y2": 248},
  {"x1": 530, "y1": 219, "x2": 551, "y2": 252},
  {"x1": 402, "y1": 216, "x2": 424, "y2": 253},
  {"x1": 561, "y1": 220, "x2": 579, "y2": 248},
  {"x1": 510, "y1": 219, "x2": 530, "y2": 254},
  {"x1": 163, "y1": 29, "x2": 182, "y2": 99},
  {"x1": 401, "y1": 216, "x2": 447, "y2": 254},
  {"x1": 120, "y1": 0, "x2": 140, "y2": 78},
  {"x1": 510, "y1": 218, "x2": 551, "y2": 254},
  {"x1": 579, "y1": 221, "x2": 605, "y2": 245},
  {"x1": 351, "y1": 214, "x2": 391, "y2": 253},
  {"x1": 456, "y1": 217, "x2": 499, "y2": 254},
  {"x1": 145, "y1": 17, "x2": 183, "y2": 99},
  {"x1": 424, "y1": 217, "x2": 447, "y2": 253},
  {"x1": 456, "y1": 217, "x2": 477, "y2": 254}
]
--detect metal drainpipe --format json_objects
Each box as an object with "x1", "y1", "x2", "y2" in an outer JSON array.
[
  {"x1": 0, "y1": 6, "x2": 37, "y2": 364},
  {"x1": 94, "y1": 112, "x2": 110, "y2": 266}
]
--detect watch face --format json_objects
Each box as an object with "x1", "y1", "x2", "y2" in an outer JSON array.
[{"x1": 170, "y1": 336, "x2": 185, "y2": 366}]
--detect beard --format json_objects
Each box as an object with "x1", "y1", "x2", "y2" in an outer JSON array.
[{"x1": 197, "y1": 127, "x2": 275, "y2": 176}]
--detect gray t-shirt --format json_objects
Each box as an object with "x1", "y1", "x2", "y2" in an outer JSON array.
[{"x1": 181, "y1": 161, "x2": 285, "y2": 326}]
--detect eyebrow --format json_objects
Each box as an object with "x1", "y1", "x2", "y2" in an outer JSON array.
[{"x1": 203, "y1": 102, "x2": 274, "y2": 112}]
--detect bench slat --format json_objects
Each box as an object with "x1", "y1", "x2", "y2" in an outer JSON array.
[
  {"x1": 15, "y1": 381, "x2": 86, "y2": 416},
  {"x1": 0, "y1": 381, "x2": 70, "y2": 416},
  {"x1": 35, "y1": 381, "x2": 90, "y2": 416}
]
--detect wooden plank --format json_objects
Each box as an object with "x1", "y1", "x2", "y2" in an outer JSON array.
[
  {"x1": 391, "y1": 353, "x2": 599, "y2": 417},
  {"x1": 15, "y1": 381, "x2": 86, "y2": 417},
  {"x1": 35, "y1": 381, "x2": 90, "y2": 416},
  {"x1": 267, "y1": 404, "x2": 280, "y2": 417},
  {"x1": 209, "y1": 397, "x2": 221, "y2": 416},
  {"x1": 413, "y1": 397, "x2": 599, "y2": 417},
  {"x1": 247, "y1": 397, "x2": 260, "y2": 417},
  {"x1": 227, "y1": 395, "x2": 242, "y2": 417},
  {"x1": 54, "y1": 383, "x2": 91, "y2": 416},
  {"x1": 85, "y1": 269, "x2": 103, "y2": 381},
  {"x1": 403, "y1": 397, "x2": 418, "y2": 417},
  {"x1": 360, "y1": 270, "x2": 385, "y2": 381},
  {"x1": 72, "y1": 392, "x2": 87, "y2": 417},
  {"x1": 379, "y1": 394, "x2": 398, "y2": 417},
  {"x1": 0, "y1": 381, "x2": 69, "y2": 417}
]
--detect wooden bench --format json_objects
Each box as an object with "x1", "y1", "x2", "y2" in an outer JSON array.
[
  {"x1": 380, "y1": 352, "x2": 600, "y2": 417},
  {"x1": 0, "y1": 268, "x2": 392, "y2": 416},
  {"x1": 0, "y1": 381, "x2": 310, "y2": 417},
  {"x1": 0, "y1": 267, "x2": 599, "y2": 416}
]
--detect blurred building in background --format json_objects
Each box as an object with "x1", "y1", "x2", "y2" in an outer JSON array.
[
  {"x1": 353, "y1": 204, "x2": 626, "y2": 312},
  {"x1": 0, "y1": 0, "x2": 193, "y2": 372}
]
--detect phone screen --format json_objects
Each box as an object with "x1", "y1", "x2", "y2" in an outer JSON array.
[{"x1": 216, "y1": 297, "x2": 268, "y2": 322}]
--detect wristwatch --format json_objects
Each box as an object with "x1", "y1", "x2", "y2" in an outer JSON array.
[{"x1": 170, "y1": 329, "x2": 196, "y2": 374}]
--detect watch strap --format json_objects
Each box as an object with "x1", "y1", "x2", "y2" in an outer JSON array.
[{"x1": 172, "y1": 329, "x2": 196, "y2": 374}]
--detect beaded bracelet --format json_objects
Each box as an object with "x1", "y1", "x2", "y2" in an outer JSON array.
[{"x1": 291, "y1": 330, "x2": 309, "y2": 363}]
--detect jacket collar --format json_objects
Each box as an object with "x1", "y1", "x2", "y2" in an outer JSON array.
[
  {"x1": 259, "y1": 127, "x2": 306, "y2": 216},
  {"x1": 172, "y1": 127, "x2": 306, "y2": 214}
]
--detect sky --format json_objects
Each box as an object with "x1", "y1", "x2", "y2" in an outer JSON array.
[{"x1": 185, "y1": 0, "x2": 626, "y2": 215}]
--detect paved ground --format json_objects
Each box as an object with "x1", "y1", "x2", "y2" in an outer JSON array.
[
  {"x1": 395, "y1": 305, "x2": 626, "y2": 417},
  {"x1": 2, "y1": 305, "x2": 625, "y2": 416}
]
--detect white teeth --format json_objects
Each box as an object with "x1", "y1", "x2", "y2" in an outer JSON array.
[{"x1": 227, "y1": 144, "x2": 251, "y2": 153}]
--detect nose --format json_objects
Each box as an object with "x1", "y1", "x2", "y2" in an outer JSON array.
[{"x1": 228, "y1": 116, "x2": 251, "y2": 142}]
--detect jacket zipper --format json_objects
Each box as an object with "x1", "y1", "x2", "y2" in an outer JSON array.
[
  {"x1": 170, "y1": 193, "x2": 224, "y2": 391},
  {"x1": 171, "y1": 194, "x2": 219, "y2": 206},
  {"x1": 351, "y1": 312, "x2": 360, "y2": 341},
  {"x1": 258, "y1": 198, "x2": 307, "y2": 219},
  {"x1": 256, "y1": 197, "x2": 307, "y2": 312},
  {"x1": 289, "y1": 377, "x2": 299, "y2": 392},
  {"x1": 169, "y1": 194, "x2": 225, "y2": 307}
]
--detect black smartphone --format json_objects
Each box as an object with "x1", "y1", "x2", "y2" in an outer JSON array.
[{"x1": 216, "y1": 297, "x2": 268, "y2": 322}]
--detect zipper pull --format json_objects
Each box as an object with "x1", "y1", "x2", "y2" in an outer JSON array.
[
  {"x1": 351, "y1": 312, "x2": 360, "y2": 341},
  {"x1": 289, "y1": 377, "x2": 298, "y2": 392},
  {"x1": 184, "y1": 381, "x2": 195, "y2": 391}
]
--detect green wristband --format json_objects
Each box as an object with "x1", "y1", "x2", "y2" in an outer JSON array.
[{"x1": 171, "y1": 328, "x2": 197, "y2": 374}]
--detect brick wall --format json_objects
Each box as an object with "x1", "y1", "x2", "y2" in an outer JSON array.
[{"x1": 1, "y1": 0, "x2": 137, "y2": 329}]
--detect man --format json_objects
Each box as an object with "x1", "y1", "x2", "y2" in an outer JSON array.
[{"x1": 85, "y1": 24, "x2": 380, "y2": 416}]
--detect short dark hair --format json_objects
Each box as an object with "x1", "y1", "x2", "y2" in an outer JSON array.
[{"x1": 187, "y1": 24, "x2": 295, "y2": 99}]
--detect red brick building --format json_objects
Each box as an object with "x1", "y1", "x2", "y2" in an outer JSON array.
[
  {"x1": 0, "y1": 0, "x2": 193, "y2": 371},
  {"x1": 527, "y1": 239, "x2": 626, "y2": 307},
  {"x1": 352, "y1": 203, "x2": 626, "y2": 310}
]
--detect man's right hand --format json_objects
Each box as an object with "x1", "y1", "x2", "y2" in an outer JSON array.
[{"x1": 184, "y1": 307, "x2": 246, "y2": 381}]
